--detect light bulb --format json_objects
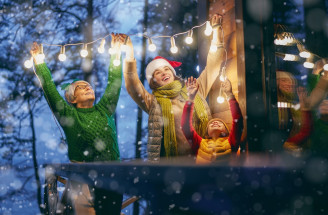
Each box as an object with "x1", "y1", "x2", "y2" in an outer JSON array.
[
  {"x1": 98, "y1": 39, "x2": 105, "y2": 53},
  {"x1": 185, "y1": 30, "x2": 193, "y2": 44},
  {"x1": 36, "y1": 53, "x2": 45, "y2": 61},
  {"x1": 148, "y1": 43, "x2": 156, "y2": 52},
  {"x1": 120, "y1": 36, "x2": 129, "y2": 52},
  {"x1": 108, "y1": 47, "x2": 116, "y2": 55},
  {"x1": 80, "y1": 44, "x2": 88, "y2": 58},
  {"x1": 283, "y1": 54, "x2": 296, "y2": 61},
  {"x1": 58, "y1": 53, "x2": 67, "y2": 61},
  {"x1": 219, "y1": 75, "x2": 226, "y2": 82},
  {"x1": 185, "y1": 36, "x2": 193, "y2": 44},
  {"x1": 217, "y1": 96, "x2": 224, "y2": 104},
  {"x1": 324, "y1": 64, "x2": 328, "y2": 71},
  {"x1": 204, "y1": 21, "x2": 213, "y2": 36},
  {"x1": 170, "y1": 37, "x2": 178, "y2": 54},
  {"x1": 113, "y1": 53, "x2": 121, "y2": 66},
  {"x1": 24, "y1": 58, "x2": 33, "y2": 68},
  {"x1": 299, "y1": 51, "x2": 311, "y2": 58},
  {"x1": 303, "y1": 61, "x2": 314, "y2": 69},
  {"x1": 58, "y1": 46, "x2": 67, "y2": 61},
  {"x1": 120, "y1": 44, "x2": 128, "y2": 52},
  {"x1": 170, "y1": 46, "x2": 178, "y2": 54},
  {"x1": 113, "y1": 59, "x2": 121, "y2": 66},
  {"x1": 209, "y1": 45, "x2": 217, "y2": 53}
]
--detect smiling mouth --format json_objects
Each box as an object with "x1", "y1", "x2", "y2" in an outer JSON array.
[{"x1": 162, "y1": 76, "x2": 170, "y2": 81}]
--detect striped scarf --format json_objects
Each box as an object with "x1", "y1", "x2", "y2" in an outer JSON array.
[{"x1": 153, "y1": 80, "x2": 208, "y2": 157}]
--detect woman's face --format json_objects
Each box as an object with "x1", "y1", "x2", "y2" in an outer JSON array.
[
  {"x1": 72, "y1": 81, "x2": 95, "y2": 104},
  {"x1": 152, "y1": 66, "x2": 174, "y2": 87}
]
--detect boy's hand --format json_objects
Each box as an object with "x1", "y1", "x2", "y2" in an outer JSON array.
[{"x1": 186, "y1": 76, "x2": 199, "y2": 101}]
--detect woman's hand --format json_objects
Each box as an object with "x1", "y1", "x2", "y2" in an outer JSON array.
[{"x1": 186, "y1": 76, "x2": 199, "y2": 101}]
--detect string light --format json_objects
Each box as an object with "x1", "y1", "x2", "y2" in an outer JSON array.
[
  {"x1": 24, "y1": 57, "x2": 33, "y2": 68},
  {"x1": 58, "y1": 46, "x2": 67, "y2": 61},
  {"x1": 185, "y1": 30, "x2": 193, "y2": 44},
  {"x1": 283, "y1": 54, "x2": 297, "y2": 61},
  {"x1": 120, "y1": 36, "x2": 129, "y2": 52},
  {"x1": 35, "y1": 44, "x2": 45, "y2": 62},
  {"x1": 25, "y1": 19, "x2": 228, "y2": 69},
  {"x1": 113, "y1": 51, "x2": 121, "y2": 66},
  {"x1": 148, "y1": 38, "x2": 156, "y2": 52},
  {"x1": 204, "y1": 21, "x2": 213, "y2": 36},
  {"x1": 217, "y1": 96, "x2": 225, "y2": 104},
  {"x1": 324, "y1": 63, "x2": 328, "y2": 71},
  {"x1": 80, "y1": 44, "x2": 88, "y2": 58},
  {"x1": 97, "y1": 38, "x2": 106, "y2": 53},
  {"x1": 219, "y1": 66, "x2": 226, "y2": 82},
  {"x1": 170, "y1": 36, "x2": 178, "y2": 54},
  {"x1": 303, "y1": 57, "x2": 314, "y2": 69},
  {"x1": 297, "y1": 44, "x2": 311, "y2": 58}
]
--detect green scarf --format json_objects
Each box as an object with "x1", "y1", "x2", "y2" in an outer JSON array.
[{"x1": 153, "y1": 80, "x2": 208, "y2": 157}]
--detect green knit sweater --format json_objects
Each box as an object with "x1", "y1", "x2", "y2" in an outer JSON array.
[{"x1": 35, "y1": 58, "x2": 122, "y2": 162}]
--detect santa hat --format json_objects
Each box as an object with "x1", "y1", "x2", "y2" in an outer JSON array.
[{"x1": 145, "y1": 56, "x2": 182, "y2": 83}]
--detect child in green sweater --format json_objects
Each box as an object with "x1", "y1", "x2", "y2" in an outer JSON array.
[{"x1": 30, "y1": 34, "x2": 123, "y2": 214}]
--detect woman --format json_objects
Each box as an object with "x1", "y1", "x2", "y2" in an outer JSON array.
[
  {"x1": 181, "y1": 77, "x2": 243, "y2": 164},
  {"x1": 30, "y1": 34, "x2": 123, "y2": 214},
  {"x1": 124, "y1": 14, "x2": 225, "y2": 161}
]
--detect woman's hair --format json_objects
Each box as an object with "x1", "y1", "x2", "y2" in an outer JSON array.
[
  {"x1": 149, "y1": 73, "x2": 185, "y2": 90},
  {"x1": 64, "y1": 80, "x2": 89, "y2": 104}
]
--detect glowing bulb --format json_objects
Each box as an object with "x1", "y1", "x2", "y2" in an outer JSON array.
[
  {"x1": 220, "y1": 75, "x2": 226, "y2": 82},
  {"x1": 113, "y1": 53, "x2": 121, "y2": 66},
  {"x1": 204, "y1": 21, "x2": 213, "y2": 36},
  {"x1": 185, "y1": 36, "x2": 193, "y2": 44},
  {"x1": 148, "y1": 43, "x2": 156, "y2": 52},
  {"x1": 299, "y1": 51, "x2": 311, "y2": 58},
  {"x1": 58, "y1": 46, "x2": 67, "y2": 61},
  {"x1": 98, "y1": 38, "x2": 105, "y2": 53},
  {"x1": 113, "y1": 59, "x2": 121, "y2": 66},
  {"x1": 148, "y1": 38, "x2": 156, "y2": 52},
  {"x1": 80, "y1": 44, "x2": 88, "y2": 58},
  {"x1": 274, "y1": 39, "x2": 280, "y2": 45},
  {"x1": 58, "y1": 53, "x2": 66, "y2": 61},
  {"x1": 24, "y1": 58, "x2": 33, "y2": 68},
  {"x1": 209, "y1": 45, "x2": 217, "y2": 53},
  {"x1": 36, "y1": 53, "x2": 45, "y2": 61},
  {"x1": 170, "y1": 46, "x2": 178, "y2": 54},
  {"x1": 283, "y1": 54, "x2": 296, "y2": 61},
  {"x1": 108, "y1": 47, "x2": 116, "y2": 55},
  {"x1": 170, "y1": 37, "x2": 178, "y2": 54},
  {"x1": 217, "y1": 96, "x2": 224, "y2": 104},
  {"x1": 303, "y1": 61, "x2": 314, "y2": 69},
  {"x1": 324, "y1": 64, "x2": 328, "y2": 71},
  {"x1": 120, "y1": 36, "x2": 129, "y2": 52},
  {"x1": 185, "y1": 30, "x2": 193, "y2": 44}
]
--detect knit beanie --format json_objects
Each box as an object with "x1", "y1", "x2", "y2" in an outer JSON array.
[
  {"x1": 206, "y1": 118, "x2": 230, "y2": 136},
  {"x1": 145, "y1": 56, "x2": 182, "y2": 83}
]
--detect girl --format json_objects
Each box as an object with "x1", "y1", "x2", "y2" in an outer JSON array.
[{"x1": 181, "y1": 77, "x2": 243, "y2": 164}]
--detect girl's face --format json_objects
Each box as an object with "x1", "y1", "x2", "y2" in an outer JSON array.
[
  {"x1": 207, "y1": 120, "x2": 227, "y2": 137},
  {"x1": 152, "y1": 66, "x2": 174, "y2": 87},
  {"x1": 72, "y1": 81, "x2": 95, "y2": 105}
]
